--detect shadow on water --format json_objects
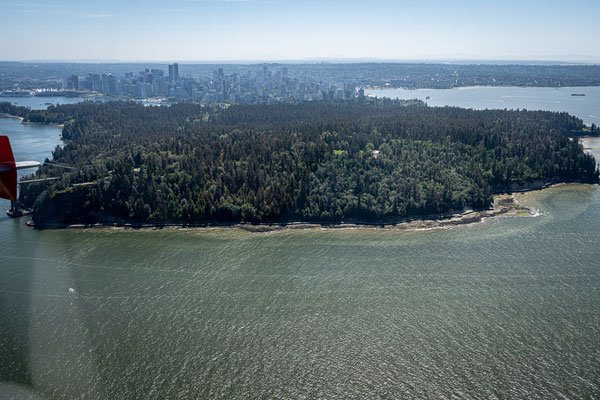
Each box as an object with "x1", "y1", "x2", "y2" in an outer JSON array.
[
  {"x1": 0, "y1": 217, "x2": 35, "y2": 389},
  {"x1": 0, "y1": 223, "x2": 108, "y2": 399},
  {"x1": 39, "y1": 231, "x2": 107, "y2": 399}
]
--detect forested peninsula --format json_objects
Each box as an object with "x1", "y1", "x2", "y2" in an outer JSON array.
[{"x1": 3, "y1": 100, "x2": 598, "y2": 226}]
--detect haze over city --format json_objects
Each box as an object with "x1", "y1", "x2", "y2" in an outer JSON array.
[{"x1": 2, "y1": 0, "x2": 600, "y2": 62}]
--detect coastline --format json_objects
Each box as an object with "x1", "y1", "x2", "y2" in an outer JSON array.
[
  {"x1": 25, "y1": 179, "x2": 600, "y2": 232},
  {"x1": 0, "y1": 113, "x2": 65, "y2": 128},
  {"x1": 26, "y1": 193, "x2": 535, "y2": 232},
  {"x1": 22, "y1": 121, "x2": 65, "y2": 128},
  {"x1": 0, "y1": 113, "x2": 24, "y2": 121}
]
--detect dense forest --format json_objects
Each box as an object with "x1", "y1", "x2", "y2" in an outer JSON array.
[{"x1": 5, "y1": 100, "x2": 598, "y2": 225}]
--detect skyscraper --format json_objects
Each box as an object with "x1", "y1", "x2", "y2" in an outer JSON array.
[
  {"x1": 169, "y1": 63, "x2": 179, "y2": 85},
  {"x1": 102, "y1": 74, "x2": 109, "y2": 94},
  {"x1": 70, "y1": 75, "x2": 79, "y2": 90},
  {"x1": 91, "y1": 74, "x2": 102, "y2": 92},
  {"x1": 173, "y1": 63, "x2": 179, "y2": 82},
  {"x1": 107, "y1": 74, "x2": 118, "y2": 94}
]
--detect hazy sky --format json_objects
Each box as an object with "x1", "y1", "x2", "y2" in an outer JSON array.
[{"x1": 2, "y1": 0, "x2": 599, "y2": 62}]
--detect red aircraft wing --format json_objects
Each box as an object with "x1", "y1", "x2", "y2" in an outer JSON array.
[{"x1": 0, "y1": 135, "x2": 17, "y2": 201}]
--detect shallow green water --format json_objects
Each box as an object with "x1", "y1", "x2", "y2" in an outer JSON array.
[{"x1": 1, "y1": 122, "x2": 599, "y2": 398}]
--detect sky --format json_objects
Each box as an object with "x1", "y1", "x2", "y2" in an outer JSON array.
[{"x1": 1, "y1": 0, "x2": 599, "y2": 62}]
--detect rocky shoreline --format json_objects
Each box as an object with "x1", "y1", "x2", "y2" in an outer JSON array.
[{"x1": 26, "y1": 193, "x2": 535, "y2": 232}]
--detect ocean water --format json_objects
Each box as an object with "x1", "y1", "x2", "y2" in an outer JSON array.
[
  {"x1": 0, "y1": 106, "x2": 600, "y2": 399},
  {"x1": 367, "y1": 86, "x2": 600, "y2": 126},
  {"x1": 0, "y1": 96, "x2": 89, "y2": 110}
]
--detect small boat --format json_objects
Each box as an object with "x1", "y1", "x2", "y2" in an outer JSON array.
[
  {"x1": 571, "y1": 93, "x2": 585, "y2": 96},
  {"x1": 426, "y1": 96, "x2": 430, "y2": 99}
]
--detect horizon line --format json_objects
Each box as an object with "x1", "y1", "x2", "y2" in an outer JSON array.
[{"x1": 2, "y1": 57, "x2": 600, "y2": 65}]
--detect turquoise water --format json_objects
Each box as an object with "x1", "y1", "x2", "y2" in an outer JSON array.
[
  {"x1": 367, "y1": 86, "x2": 600, "y2": 125},
  {"x1": 0, "y1": 107, "x2": 600, "y2": 398}
]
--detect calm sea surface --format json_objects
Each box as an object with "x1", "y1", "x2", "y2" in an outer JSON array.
[
  {"x1": 1, "y1": 92, "x2": 600, "y2": 399},
  {"x1": 367, "y1": 86, "x2": 600, "y2": 125},
  {"x1": 0, "y1": 96, "x2": 89, "y2": 110}
]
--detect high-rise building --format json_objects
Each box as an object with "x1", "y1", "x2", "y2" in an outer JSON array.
[
  {"x1": 358, "y1": 87, "x2": 365, "y2": 100},
  {"x1": 82, "y1": 75, "x2": 93, "y2": 91},
  {"x1": 169, "y1": 63, "x2": 180, "y2": 85},
  {"x1": 344, "y1": 83, "x2": 355, "y2": 99},
  {"x1": 107, "y1": 74, "x2": 118, "y2": 94},
  {"x1": 70, "y1": 75, "x2": 79, "y2": 90},
  {"x1": 102, "y1": 74, "x2": 109, "y2": 94},
  {"x1": 91, "y1": 74, "x2": 102, "y2": 92}
]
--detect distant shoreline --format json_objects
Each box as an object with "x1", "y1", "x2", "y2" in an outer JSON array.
[{"x1": 366, "y1": 84, "x2": 600, "y2": 91}]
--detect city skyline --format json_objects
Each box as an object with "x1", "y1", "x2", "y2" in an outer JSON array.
[{"x1": 2, "y1": 0, "x2": 600, "y2": 62}]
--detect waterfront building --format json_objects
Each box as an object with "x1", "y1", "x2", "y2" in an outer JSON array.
[{"x1": 70, "y1": 75, "x2": 79, "y2": 90}]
